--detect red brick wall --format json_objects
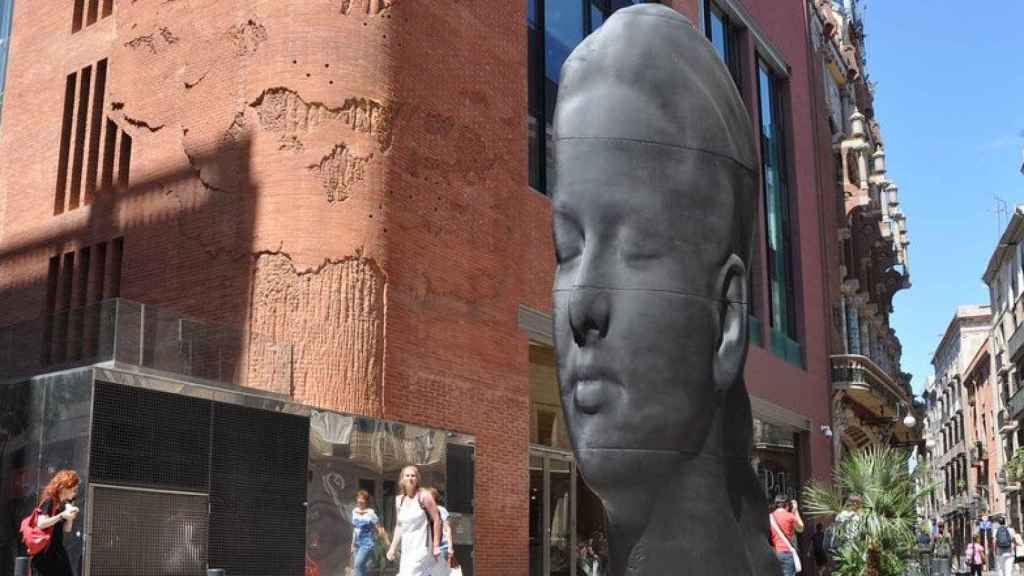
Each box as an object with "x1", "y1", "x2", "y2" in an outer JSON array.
[{"x1": 0, "y1": 1, "x2": 837, "y2": 574}]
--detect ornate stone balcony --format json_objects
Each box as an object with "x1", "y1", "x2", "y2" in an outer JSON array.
[
  {"x1": 831, "y1": 353, "x2": 916, "y2": 445},
  {"x1": 832, "y1": 354, "x2": 911, "y2": 409}
]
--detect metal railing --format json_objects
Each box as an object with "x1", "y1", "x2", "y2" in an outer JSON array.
[
  {"x1": 0, "y1": 298, "x2": 292, "y2": 391},
  {"x1": 831, "y1": 353, "x2": 912, "y2": 406},
  {"x1": 1010, "y1": 386, "x2": 1024, "y2": 420},
  {"x1": 1009, "y1": 319, "x2": 1024, "y2": 362}
]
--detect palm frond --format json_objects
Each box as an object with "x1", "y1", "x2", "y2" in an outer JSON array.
[{"x1": 802, "y1": 446, "x2": 930, "y2": 576}]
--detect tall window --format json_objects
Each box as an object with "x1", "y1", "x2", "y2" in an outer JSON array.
[
  {"x1": 703, "y1": 1, "x2": 742, "y2": 89},
  {"x1": 0, "y1": 0, "x2": 13, "y2": 126},
  {"x1": 757, "y1": 59, "x2": 800, "y2": 365},
  {"x1": 528, "y1": 0, "x2": 643, "y2": 194}
]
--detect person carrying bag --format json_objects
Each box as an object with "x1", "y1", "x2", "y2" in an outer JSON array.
[
  {"x1": 769, "y1": 495, "x2": 804, "y2": 576},
  {"x1": 770, "y1": 512, "x2": 803, "y2": 575},
  {"x1": 965, "y1": 534, "x2": 985, "y2": 576}
]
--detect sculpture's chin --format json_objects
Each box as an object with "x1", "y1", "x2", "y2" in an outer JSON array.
[{"x1": 574, "y1": 447, "x2": 681, "y2": 500}]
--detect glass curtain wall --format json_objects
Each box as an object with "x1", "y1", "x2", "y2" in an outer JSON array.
[
  {"x1": 757, "y1": 60, "x2": 801, "y2": 366},
  {"x1": 528, "y1": 0, "x2": 644, "y2": 194}
]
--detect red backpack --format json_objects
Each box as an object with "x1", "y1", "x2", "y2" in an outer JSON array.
[{"x1": 19, "y1": 506, "x2": 53, "y2": 556}]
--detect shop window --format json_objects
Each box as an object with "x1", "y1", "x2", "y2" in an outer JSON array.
[
  {"x1": 0, "y1": 0, "x2": 12, "y2": 128},
  {"x1": 757, "y1": 59, "x2": 801, "y2": 367},
  {"x1": 527, "y1": 0, "x2": 646, "y2": 194},
  {"x1": 702, "y1": 0, "x2": 743, "y2": 90}
]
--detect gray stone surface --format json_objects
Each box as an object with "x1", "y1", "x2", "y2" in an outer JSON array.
[{"x1": 551, "y1": 5, "x2": 779, "y2": 575}]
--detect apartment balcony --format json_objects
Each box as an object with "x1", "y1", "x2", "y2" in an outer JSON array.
[
  {"x1": 999, "y1": 468, "x2": 1022, "y2": 493},
  {"x1": 971, "y1": 441, "x2": 988, "y2": 466},
  {"x1": 1009, "y1": 319, "x2": 1024, "y2": 362},
  {"x1": 1000, "y1": 409, "x2": 1019, "y2": 435},
  {"x1": 937, "y1": 438, "x2": 966, "y2": 469},
  {"x1": 831, "y1": 354, "x2": 915, "y2": 440},
  {"x1": 939, "y1": 493, "x2": 972, "y2": 517},
  {"x1": 1010, "y1": 386, "x2": 1024, "y2": 421},
  {"x1": 0, "y1": 299, "x2": 292, "y2": 390}
]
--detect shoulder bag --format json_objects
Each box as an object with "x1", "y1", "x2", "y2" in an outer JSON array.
[{"x1": 769, "y1": 513, "x2": 802, "y2": 574}]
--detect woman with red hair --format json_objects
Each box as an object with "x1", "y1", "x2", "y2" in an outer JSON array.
[{"x1": 30, "y1": 470, "x2": 80, "y2": 576}]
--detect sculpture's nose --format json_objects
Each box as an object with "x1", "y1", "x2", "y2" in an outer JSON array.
[{"x1": 568, "y1": 285, "x2": 610, "y2": 347}]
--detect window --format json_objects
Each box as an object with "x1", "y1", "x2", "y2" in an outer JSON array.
[
  {"x1": 42, "y1": 237, "x2": 123, "y2": 365},
  {"x1": 528, "y1": 0, "x2": 644, "y2": 194},
  {"x1": 54, "y1": 59, "x2": 131, "y2": 214},
  {"x1": 757, "y1": 59, "x2": 800, "y2": 365},
  {"x1": 72, "y1": 0, "x2": 113, "y2": 34},
  {"x1": 0, "y1": 0, "x2": 12, "y2": 125},
  {"x1": 1013, "y1": 252, "x2": 1021, "y2": 302},
  {"x1": 703, "y1": 1, "x2": 742, "y2": 89}
]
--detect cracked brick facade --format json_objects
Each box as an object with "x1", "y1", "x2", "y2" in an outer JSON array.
[{"x1": 0, "y1": 0, "x2": 842, "y2": 574}]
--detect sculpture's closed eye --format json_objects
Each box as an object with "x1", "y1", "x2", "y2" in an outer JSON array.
[{"x1": 554, "y1": 217, "x2": 584, "y2": 266}]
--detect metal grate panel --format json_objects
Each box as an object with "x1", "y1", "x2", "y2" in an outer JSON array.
[
  {"x1": 209, "y1": 403, "x2": 308, "y2": 576},
  {"x1": 89, "y1": 485, "x2": 208, "y2": 576},
  {"x1": 90, "y1": 382, "x2": 211, "y2": 490}
]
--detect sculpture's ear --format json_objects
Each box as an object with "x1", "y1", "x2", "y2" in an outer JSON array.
[{"x1": 713, "y1": 254, "x2": 748, "y2": 393}]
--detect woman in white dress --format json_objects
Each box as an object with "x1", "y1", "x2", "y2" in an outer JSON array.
[{"x1": 386, "y1": 465, "x2": 443, "y2": 576}]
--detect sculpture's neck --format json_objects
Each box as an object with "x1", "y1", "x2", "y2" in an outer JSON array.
[{"x1": 603, "y1": 453, "x2": 758, "y2": 576}]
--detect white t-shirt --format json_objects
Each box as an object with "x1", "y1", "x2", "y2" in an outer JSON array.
[
  {"x1": 437, "y1": 506, "x2": 450, "y2": 549},
  {"x1": 995, "y1": 524, "x2": 1017, "y2": 553}
]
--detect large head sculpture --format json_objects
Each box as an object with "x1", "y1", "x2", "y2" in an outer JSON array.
[{"x1": 551, "y1": 4, "x2": 758, "y2": 494}]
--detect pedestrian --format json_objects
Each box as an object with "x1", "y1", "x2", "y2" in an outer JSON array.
[
  {"x1": 965, "y1": 533, "x2": 986, "y2": 576},
  {"x1": 425, "y1": 487, "x2": 458, "y2": 576},
  {"x1": 933, "y1": 524, "x2": 952, "y2": 576},
  {"x1": 351, "y1": 489, "x2": 390, "y2": 576},
  {"x1": 915, "y1": 526, "x2": 933, "y2": 575},
  {"x1": 993, "y1": 516, "x2": 1019, "y2": 576},
  {"x1": 824, "y1": 495, "x2": 861, "y2": 573},
  {"x1": 769, "y1": 494, "x2": 804, "y2": 576},
  {"x1": 811, "y1": 522, "x2": 828, "y2": 576},
  {"x1": 27, "y1": 470, "x2": 80, "y2": 576},
  {"x1": 386, "y1": 465, "x2": 442, "y2": 576}
]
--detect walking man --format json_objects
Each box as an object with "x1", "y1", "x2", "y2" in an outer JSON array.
[
  {"x1": 932, "y1": 524, "x2": 952, "y2": 576},
  {"x1": 993, "y1": 516, "x2": 1019, "y2": 576}
]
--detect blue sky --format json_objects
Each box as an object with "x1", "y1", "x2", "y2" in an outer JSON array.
[{"x1": 863, "y1": 1, "x2": 1024, "y2": 394}]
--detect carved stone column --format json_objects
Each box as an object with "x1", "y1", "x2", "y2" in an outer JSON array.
[
  {"x1": 832, "y1": 395, "x2": 852, "y2": 467},
  {"x1": 859, "y1": 311, "x2": 870, "y2": 360},
  {"x1": 839, "y1": 296, "x2": 849, "y2": 354}
]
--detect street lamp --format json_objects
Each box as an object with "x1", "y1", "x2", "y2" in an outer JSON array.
[{"x1": 903, "y1": 413, "x2": 917, "y2": 428}]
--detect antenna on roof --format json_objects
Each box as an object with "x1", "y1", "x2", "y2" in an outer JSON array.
[{"x1": 993, "y1": 194, "x2": 1009, "y2": 237}]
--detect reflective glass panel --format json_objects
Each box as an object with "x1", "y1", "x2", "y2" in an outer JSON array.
[{"x1": 709, "y1": 6, "x2": 728, "y2": 63}]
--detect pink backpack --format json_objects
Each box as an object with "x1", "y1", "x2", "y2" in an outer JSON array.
[{"x1": 19, "y1": 506, "x2": 53, "y2": 556}]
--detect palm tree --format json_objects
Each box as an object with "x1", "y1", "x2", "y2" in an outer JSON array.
[{"x1": 802, "y1": 446, "x2": 932, "y2": 576}]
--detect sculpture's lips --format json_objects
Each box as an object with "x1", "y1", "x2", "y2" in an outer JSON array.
[{"x1": 573, "y1": 379, "x2": 614, "y2": 414}]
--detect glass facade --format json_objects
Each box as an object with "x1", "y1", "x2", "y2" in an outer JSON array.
[
  {"x1": 0, "y1": 0, "x2": 13, "y2": 126},
  {"x1": 703, "y1": 1, "x2": 742, "y2": 89},
  {"x1": 757, "y1": 60, "x2": 802, "y2": 366},
  {"x1": 0, "y1": 370, "x2": 93, "y2": 575},
  {"x1": 528, "y1": 0, "x2": 644, "y2": 194},
  {"x1": 1, "y1": 369, "x2": 477, "y2": 575}
]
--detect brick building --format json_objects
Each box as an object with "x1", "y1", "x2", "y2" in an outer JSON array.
[
  {"x1": 0, "y1": 0, "x2": 910, "y2": 574},
  {"x1": 983, "y1": 206, "x2": 1024, "y2": 533},
  {"x1": 921, "y1": 306, "x2": 992, "y2": 551},
  {"x1": 963, "y1": 337, "x2": 999, "y2": 531}
]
